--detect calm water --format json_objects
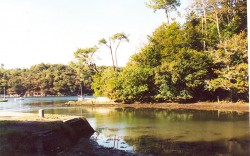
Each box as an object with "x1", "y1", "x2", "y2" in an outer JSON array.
[{"x1": 0, "y1": 97, "x2": 249, "y2": 155}]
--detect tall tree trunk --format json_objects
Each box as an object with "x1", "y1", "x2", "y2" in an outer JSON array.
[
  {"x1": 114, "y1": 40, "x2": 122, "y2": 69},
  {"x1": 109, "y1": 48, "x2": 116, "y2": 71},
  {"x1": 215, "y1": 11, "x2": 221, "y2": 39},
  {"x1": 201, "y1": 16, "x2": 206, "y2": 50},
  {"x1": 165, "y1": 9, "x2": 170, "y2": 24},
  {"x1": 108, "y1": 38, "x2": 116, "y2": 71},
  {"x1": 202, "y1": 0, "x2": 207, "y2": 50},
  {"x1": 213, "y1": 3, "x2": 230, "y2": 72},
  {"x1": 196, "y1": 0, "x2": 207, "y2": 50}
]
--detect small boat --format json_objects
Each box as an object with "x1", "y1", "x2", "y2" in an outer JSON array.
[
  {"x1": 14, "y1": 97, "x2": 24, "y2": 101},
  {"x1": 78, "y1": 96, "x2": 84, "y2": 101},
  {"x1": 0, "y1": 87, "x2": 8, "y2": 102},
  {"x1": 0, "y1": 99, "x2": 8, "y2": 102}
]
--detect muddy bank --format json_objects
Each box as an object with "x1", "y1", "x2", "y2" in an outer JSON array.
[{"x1": 66, "y1": 101, "x2": 249, "y2": 112}]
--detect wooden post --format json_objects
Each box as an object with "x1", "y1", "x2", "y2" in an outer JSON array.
[{"x1": 39, "y1": 109, "x2": 44, "y2": 118}]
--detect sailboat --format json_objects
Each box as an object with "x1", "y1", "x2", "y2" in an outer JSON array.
[{"x1": 0, "y1": 87, "x2": 8, "y2": 102}]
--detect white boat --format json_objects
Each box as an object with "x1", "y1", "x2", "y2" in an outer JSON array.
[
  {"x1": 0, "y1": 99, "x2": 8, "y2": 102},
  {"x1": 78, "y1": 96, "x2": 84, "y2": 101},
  {"x1": 14, "y1": 97, "x2": 24, "y2": 101}
]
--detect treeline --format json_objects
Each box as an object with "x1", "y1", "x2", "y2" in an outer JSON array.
[
  {"x1": 0, "y1": 63, "x2": 93, "y2": 96},
  {"x1": 1, "y1": 0, "x2": 248, "y2": 103},
  {"x1": 91, "y1": 0, "x2": 248, "y2": 103}
]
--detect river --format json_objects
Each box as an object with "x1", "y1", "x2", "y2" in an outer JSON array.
[{"x1": 0, "y1": 96, "x2": 249, "y2": 155}]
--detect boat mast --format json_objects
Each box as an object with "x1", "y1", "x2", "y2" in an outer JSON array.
[
  {"x1": 78, "y1": 83, "x2": 83, "y2": 101},
  {"x1": 3, "y1": 87, "x2": 6, "y2": 99},
  {"x1": 80, "y1": 83, "x2": 83, "y2": 97}
]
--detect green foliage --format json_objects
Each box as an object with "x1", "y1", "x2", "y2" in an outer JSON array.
[
  {"x1": 116, "y1": 66, "x2": 155, "y2": 103},
  {"x1": 91, "y1": 68, "x2": 119, "y2": 99},
  {"x1": 149, "y1": 22, "x2": 187, "y2": 61},
  {"x1": 184, "y1": 14, "x2": 204, "y2": 51},
  {"x1": 1, "y1": 1, "x2": 247, "y2": 103},
  {"x1": 146, "y1": 0, "x2": 180, "y2": 10},
  {"x1": 155, "y1": 49, "x2": 214, "y2": 101},
  {"x1": 130, "y1": 45, "x2": 161, "y2": 68},
  {"x1": 111, "y1": 32, "x2": 129, "y2": 42},
  {"x1": 91, "y1": 2, "x2": 247, "y2": 102},
  {"x1": 70, "y1": 46, "x2": 99, "y2": 96},
  {"x1": 0, "y1": 64, "x2": 88, "y2": 96},
  {"x1": 206, "y1": 31, "x2": 248, "y2": 101},
  {"x1": 146, "y1": 0, "x2": 181, "y2": 23}
]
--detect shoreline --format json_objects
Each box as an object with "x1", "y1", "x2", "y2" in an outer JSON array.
[
  {"x1": 66, "y1": 101, "x2": 250, "y2": 112},
  {"x1": 0, "y1": 102, "x2": 248, "y2": 119}
]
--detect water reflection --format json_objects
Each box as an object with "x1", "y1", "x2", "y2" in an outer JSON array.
[
  {"x1": 124, "y1": 135, "x2": 250, "y2": 155},
  {"x1": 78, "y1": 107, "x2": 248, "y2": 155},
  {"x1": 2, "y1": 97, "x2": 248, "y2": 155},
  {"x1": 91, "y1": 131, "x2": 134, "y2": 152}
]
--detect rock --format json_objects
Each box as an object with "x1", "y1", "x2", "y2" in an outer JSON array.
[
  {"x1": 36, "y1": 127, "x2": 72, "y2": 155},
  {"x1": 63, "y1": 117, "x2": 95, "y2": 138},
  {"x1": 36, "y1": 118, "x2": 95, "y2": 155},
  {"x1": 62, "y1": 117, "x2": 95, "y2": 144}
]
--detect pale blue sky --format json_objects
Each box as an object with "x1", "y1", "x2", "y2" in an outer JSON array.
[{"x1": 0, "y1": 0, "x2": 191, "y2": 69}]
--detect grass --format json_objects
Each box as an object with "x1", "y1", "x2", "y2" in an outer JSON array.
[{"x1": 1, "y1": 113, "x2": 80, "y2": 121}]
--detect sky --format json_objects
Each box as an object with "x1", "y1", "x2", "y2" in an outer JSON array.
[{"x1": 0, "y1": 0, "x2": 191, "y2": 69}]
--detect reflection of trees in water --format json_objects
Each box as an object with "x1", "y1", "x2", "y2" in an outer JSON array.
[
  {"x1": 91, "y1": 108, "x2": 249, "y2": 155},
  {"x1": 114, "y1": 107, "x2": 194, "y2": 121},
  {"x1": 124, "y1": 135, "x2": 250, "y2": 155},
  {"x1": 191, "y1": 110, "x2": 249, "y2": 121},
  {"x1": 115, "y1": 108, "x2": 249, "y2": 121}
]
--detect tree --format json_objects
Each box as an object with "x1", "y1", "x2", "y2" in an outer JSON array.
[
  {"x1": 193, "y1": 0, "x2": 209, "y2": 50},
  {"x1": 98, "y1": 38, "x2": 115, "y2": 71},
  {"x1": 0, "y1": 66, "x2": 8, "y2": 95},
  {"x1": 155, "y1": 49, "x2": 214, "y2": 101},
  {"x1": 206, "y1": 31, "x2": 248, "y2": 101},
  {"x1": 192, "y1": 0, "x2": 247, "y2": 48},
  {"x1": 98, "y1": 32, "x2": 129, "y2": 71},
  {"x1": 73, "y1": 46, "x2": 99, "y2": 72},
  {"x1": 91, "y1": 0, "x2": 248, "y2": 103},
  {"x1": 184, "y1": 12, "x2": 204, "y2": 51},
  {"x1": 111, "y1": 33, "x2": 129, "y2": 68},
  {"x1": 130, "y1": 44, "x2": 161, "y2": 68},
  {"x1": 148, "y1": 22, "x2": 187, "y2": 62},
  {"x1": 116, "y1": 65, "x2": 154, "y2": 103},
  {"x1": 91, "y1": 67, "x2": 120, "y2": 99},
  {"x1": 71, "y1": 46, "x2": 98, "y2": 96},
  {"x1": 146, "y1": 0, "x2": 181, "y2": 24}
]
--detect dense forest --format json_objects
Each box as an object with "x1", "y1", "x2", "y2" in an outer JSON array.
[
  {"x1": 0, "y1": 0, "x2": 248, "y2": 103},
  {"x1": 0, "y1": 63, "x2": 94, "y2": 96}
]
